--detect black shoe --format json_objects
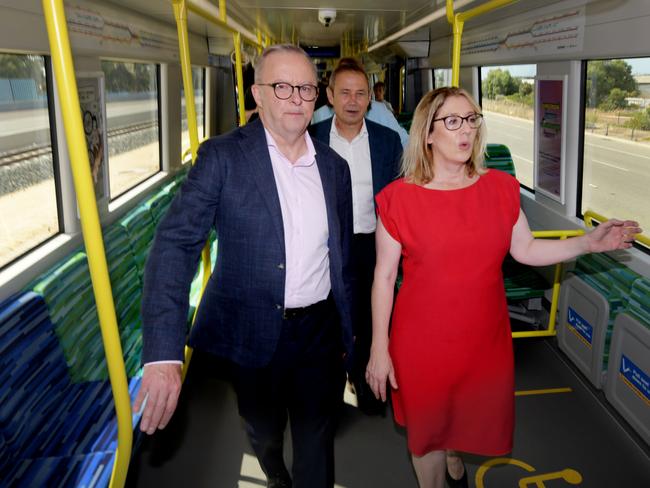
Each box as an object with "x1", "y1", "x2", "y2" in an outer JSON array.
[{"x1": 445, "y1": 464, "x2": 468, "y2": 488}]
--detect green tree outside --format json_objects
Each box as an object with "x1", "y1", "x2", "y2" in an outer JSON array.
[
  {"x1": 586, "y1": 60, "x2": 638, "y2": 108},
  {"x1": 482, "y1": 68, "x2": 521, "y2": 99}
]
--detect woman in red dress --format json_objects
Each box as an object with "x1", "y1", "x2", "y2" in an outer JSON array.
[{"x1": 365, "y1": 87, "x2": 641, "y2": 488}]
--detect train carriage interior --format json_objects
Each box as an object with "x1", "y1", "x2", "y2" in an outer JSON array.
[{"x1": 1, "y1": 0, "x2": 649, "y2": 487}]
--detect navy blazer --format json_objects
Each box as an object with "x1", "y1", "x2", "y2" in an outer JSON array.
[
  {"x1": 141, "y1": 118, "x2": 355, "y2": 368},
  {"x1": 309, "y1": 117, "x2": 402, "y2": 197}
]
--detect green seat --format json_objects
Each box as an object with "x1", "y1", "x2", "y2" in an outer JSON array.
[
  {"x1": 627, "y1": 277, "x2": 650, "y2": 328},
  {"x1": 145, "y1": 190, "x2": 173, "y2": 225},
  {"x1": 573, "y1": 253, "x2": 642, "y2": 366},
  {"x1": 484, "y1": 143, "x2": 516, "y2": 177},
  {"x1": 118, "y1": 205, "x2": 156, "y2": 282},
  {"x1": 103, "y1": 223, "x2": 143, "y2": 376},
  {"x1": 32, "y1": 253, "x2": 106, "y2": 382}
]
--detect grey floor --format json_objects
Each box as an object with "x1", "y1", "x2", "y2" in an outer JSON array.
[{"x1": 126, "y1": 339, "x2": 650, "y2": 487}]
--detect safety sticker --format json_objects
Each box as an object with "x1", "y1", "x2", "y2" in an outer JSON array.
[
  {"x1": 567, "y1": 307, "x2": 592, "y2": 347},
  {"x1": 619, "y1": 354, "x2": 650, "y2": 406}
]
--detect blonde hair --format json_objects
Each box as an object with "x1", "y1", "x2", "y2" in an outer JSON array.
[{"x1": 401, "y1": 87, "x2": 487, "y2": 185}]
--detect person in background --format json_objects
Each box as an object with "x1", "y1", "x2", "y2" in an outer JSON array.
[
  {"x1": 366, "y1": 86, "x2": 641, "y2": 488},
  {"x1": 373, "y1": 81, "x2": 394, "y2": 113},
  {"x1": 310, "y1": 57, "x2": 402, "y2": 415},
  {"x1": 312, "y1": 83, "x2": 409, "y2": 147},
  {"x1": 136, "y1": 44, "x2": 355, "y2": 488}
]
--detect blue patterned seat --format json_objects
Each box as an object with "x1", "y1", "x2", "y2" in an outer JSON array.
[{"x1": 0, "y1": 292, "x2": 115, "y2": 486}]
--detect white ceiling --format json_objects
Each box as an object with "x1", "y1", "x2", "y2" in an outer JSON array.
[{"x1": 104, "y1": 0, "x2": 572, "y2": 56}]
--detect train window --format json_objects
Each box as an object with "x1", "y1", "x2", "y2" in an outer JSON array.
[
  {"x1": 0, "y1": 53, "x2": 59, "y2": 269},
  {"x1": 581, "y1": 57, "x2": 650, "y2": 236},
  {"x1": 434, "y1": 69, "x2": 452, "y2": 88},
  {"x1": 101, "y1": 60, "x2": 161, "y2": 199},
  {"x1": 181, "y1": 66, "x2": 205, "y2": 159},
  {"x1": 480, "y1": 64, "x2": 536, "y2": 189}
]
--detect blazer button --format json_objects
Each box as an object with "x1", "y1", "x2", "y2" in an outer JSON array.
[
  {"x1": 277, "y1": 263, "x2": 285, "y2": 269},
  {"x1": 276, "y1": 304, "x2": 282, "y2": 310}
]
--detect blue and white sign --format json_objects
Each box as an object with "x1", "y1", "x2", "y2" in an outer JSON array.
[
  {"x1": 619, "y1": 354, "x2": 650, "y2": 404},
  {"x1": 567, "y1": 307, "x2": 593, "y2": 346}
]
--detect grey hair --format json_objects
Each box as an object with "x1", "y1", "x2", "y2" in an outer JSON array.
[{"x1": 254, "y1": 44, "x2": 317, "y2": 83}]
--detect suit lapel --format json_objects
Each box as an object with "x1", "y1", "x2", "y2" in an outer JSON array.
[
  {"x1": 367, "y1": 123, "x2": 383, "y2": 196},
  {"x1": 315, "y1": 150, "x2": 339, "y2": 248},
  {"x1": 240, "y1": 121, "x2": 286, "y2": 256}
]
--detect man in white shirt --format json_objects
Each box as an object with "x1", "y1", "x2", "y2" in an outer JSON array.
[{"x1": 309, "y1": 58, "x2": 402, "y2": 415}]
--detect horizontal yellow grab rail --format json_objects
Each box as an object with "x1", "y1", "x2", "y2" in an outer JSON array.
[
  {"x1": 584, "y1": 210, "x2": 649, "y2": 247},
  {"x1": 186, "y1": 0, "x2": 264, "y2": 49}
]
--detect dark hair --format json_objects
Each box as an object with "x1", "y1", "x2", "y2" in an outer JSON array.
[{"x1": 329, "y1": 57, "x2": 368, "y2": 89}]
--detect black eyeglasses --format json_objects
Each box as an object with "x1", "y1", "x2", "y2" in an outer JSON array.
[
  {"x1": 258, "y1": 82, "x2": 319, "y2": 102},
  {"x1": 433, "y1": 113, "x2": 483, "y2": 131}
]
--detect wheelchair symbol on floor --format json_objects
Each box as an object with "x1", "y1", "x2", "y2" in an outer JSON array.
[{"x1": 476, "y1": 457, "x2": 583, "y2": 487}]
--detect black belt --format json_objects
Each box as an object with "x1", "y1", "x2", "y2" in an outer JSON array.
[{"x1": 283, "y1": 296, "x2": 331, "y2": 320}]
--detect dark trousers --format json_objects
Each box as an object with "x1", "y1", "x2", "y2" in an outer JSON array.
[
  {"x1": 350, "y1": 232, "x2": 385, "y2": 414},
  {"x1": 229, "y1": 295, "x2": 345, "y2": 488}
]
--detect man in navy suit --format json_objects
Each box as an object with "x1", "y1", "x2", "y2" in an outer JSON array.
[
  {"x1": 309, "y1": 58, "x2": 402, "y2": 415},
  {"x1": 136, "y1": 45, "x2": 354, "y2": 488}
]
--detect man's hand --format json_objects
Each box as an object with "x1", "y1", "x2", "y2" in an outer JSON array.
[{"x1": 134, "y1": 363, "x2": 183, "y2": 435}]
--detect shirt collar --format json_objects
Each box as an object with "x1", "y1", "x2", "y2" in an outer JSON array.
[
  {"x1": 264, "y1": 127, "x2": 317, "y2": 167},
  {"x1": 330, "y1": 115, "x2": 368, "y2": 143}
]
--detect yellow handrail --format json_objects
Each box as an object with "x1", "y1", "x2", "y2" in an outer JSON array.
[
  {"x1": 173, "y1": 0, "x2": 200, "y2": 162},
  {"x1": 42, "y1": 1, "x2": 132, "y2": 487},
  {"x1": 584, "y1": 210, "x2": 649, "y2": 247},
  {"x1": 185, "y1": 0, "x2": 264, "y2": 49},
  {"x1": 511, "y1": 229, "x2": 585, "y2": 339},
  {"x1": 173, "y1": 0, "x2": 214, "y2": 381},
  {"x1": 233, "y1": 31, "x2": 247, "y2": 127},
  {"x1": 446, "y1": 0, "x2": 517, "y2": 87}
]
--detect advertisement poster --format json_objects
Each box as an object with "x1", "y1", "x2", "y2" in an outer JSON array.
[
  {"x1": 77, "y1": 74, "x2": 108, "y2": 202},
  {"x1": 535, "y1": 78, "x2": 565, "y2": 202}
]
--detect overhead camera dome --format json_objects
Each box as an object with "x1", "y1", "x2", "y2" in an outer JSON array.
[{"x1": 318, "y1": 8, "x2": 336, "y2": 28}]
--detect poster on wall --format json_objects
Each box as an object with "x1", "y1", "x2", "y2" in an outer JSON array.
[
  {"x1": 534, "y1": 77, "x2": 566, "y2": 203},
  {"x1": 77, "y1": 73, "x2": 109, "y2": 203}
]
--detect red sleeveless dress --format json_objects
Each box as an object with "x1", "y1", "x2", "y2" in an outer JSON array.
[{"x1": 375, "y1": 170, "x2": 520, "y2": 456}]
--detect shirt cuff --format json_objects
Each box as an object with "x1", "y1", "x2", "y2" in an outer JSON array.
[{"x1": 144, "y1": 360, "x2": 183, "y2": 367}]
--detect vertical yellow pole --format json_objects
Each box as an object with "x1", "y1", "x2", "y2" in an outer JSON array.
[
  {"x1": 173, "y1": 0, "x2": 200, "y2": 161},
  {"x1": 219, "y1": 0, "x2": 227, "y2": 22},
  {"x1": 172, "y1": 1, "x2": 211, "y2": 379},
  {"x1": 451, "y1": 17, "x2": 464, "y2": 88},
  {"x1": 42, "y1": 2, "x2": 131, "y2": 487},
  {"x1": 257, "y1": 30, "x2": 263, "y2": 54},
  {"x1": 233, "y1": 32, "x2": 247, "y2": 126}
]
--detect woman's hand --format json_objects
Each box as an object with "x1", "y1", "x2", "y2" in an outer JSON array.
[
  {"x1": 366, "y1": 346, "x2": 398, "y2": 402},
  {"x1": 587, "y1": 219, "x2": 642, "y2": 252}
]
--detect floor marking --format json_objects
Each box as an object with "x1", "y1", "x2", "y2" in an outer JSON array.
[
  {"x1": 591, "y1": 158, "x2": 630, "y2": 172},
  {"x1": 587, "y1": 142, "x2": 650, "y2": 160},
  {"x1": 515, "y1": 387, "x2": 572, "y2": 396},
  {"x1": 476, "y1": 457, "x2": 583, "y2": 488}
]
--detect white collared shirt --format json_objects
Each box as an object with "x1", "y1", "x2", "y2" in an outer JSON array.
[{"x1": 329, "y1": 117, "x2": 376, "y2": 234}]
